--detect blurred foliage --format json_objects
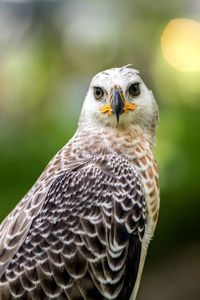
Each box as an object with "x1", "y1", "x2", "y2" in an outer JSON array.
[{"x1": 0, "y1": 1, "x2": 200, "y2": 299}]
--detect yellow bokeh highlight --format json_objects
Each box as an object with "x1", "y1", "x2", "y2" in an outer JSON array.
[{"x1": 161, "y1": 18, "x2": 200, "y2": 72}]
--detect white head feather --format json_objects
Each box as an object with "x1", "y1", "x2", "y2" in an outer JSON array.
[{"x1": 79, "y1": 65, "x2": 158, "y2": 144}]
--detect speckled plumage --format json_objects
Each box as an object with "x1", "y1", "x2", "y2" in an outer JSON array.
[{"x1": 0, "y1": 66, "x2": 159, "y2": 300}]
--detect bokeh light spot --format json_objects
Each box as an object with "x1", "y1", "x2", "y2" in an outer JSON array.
[{"x1": 161, "y1": 18, "x2": 200, "y2": 72}]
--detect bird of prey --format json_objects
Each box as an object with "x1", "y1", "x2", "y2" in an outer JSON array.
[{"x1": 0, "y1": 65, "x2": 159, "y2": 300}]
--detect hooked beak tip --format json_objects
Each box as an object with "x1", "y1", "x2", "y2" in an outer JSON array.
[{"x1": 116, "y1": 113, "x2": 120, "y2": 123}]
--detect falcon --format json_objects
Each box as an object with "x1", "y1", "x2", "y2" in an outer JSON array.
[{"x1": 0, "y1": 65, "x2": 159, "y2": 300}]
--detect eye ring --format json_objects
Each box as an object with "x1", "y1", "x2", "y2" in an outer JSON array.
[
  {"x1": 129, "y1": 83, "x2": 140, "y2": 97},
  {"x1": 93, "y1": 87, "x2": 104, "y2": 100}
]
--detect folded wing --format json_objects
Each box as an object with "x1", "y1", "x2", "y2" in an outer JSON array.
[{"x1": 0, "y1": 154, "x2": 146, "y2": 300}]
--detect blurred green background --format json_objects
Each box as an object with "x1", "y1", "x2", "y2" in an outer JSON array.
[{"x1": 0, "y1": 0, "x2": 200, "y2": 299}]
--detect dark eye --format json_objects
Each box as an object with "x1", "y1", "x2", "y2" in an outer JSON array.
[
  {"x1": 93, "y1": 87, "x2": 104, "y2": 100},
  {"x1": 129, "y1": 83, "x2": 140, "y2": 96}
]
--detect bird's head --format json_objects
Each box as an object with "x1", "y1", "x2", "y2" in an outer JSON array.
[{"x1": 80, "y1": 65, "x2": 158, "y2": 142}]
